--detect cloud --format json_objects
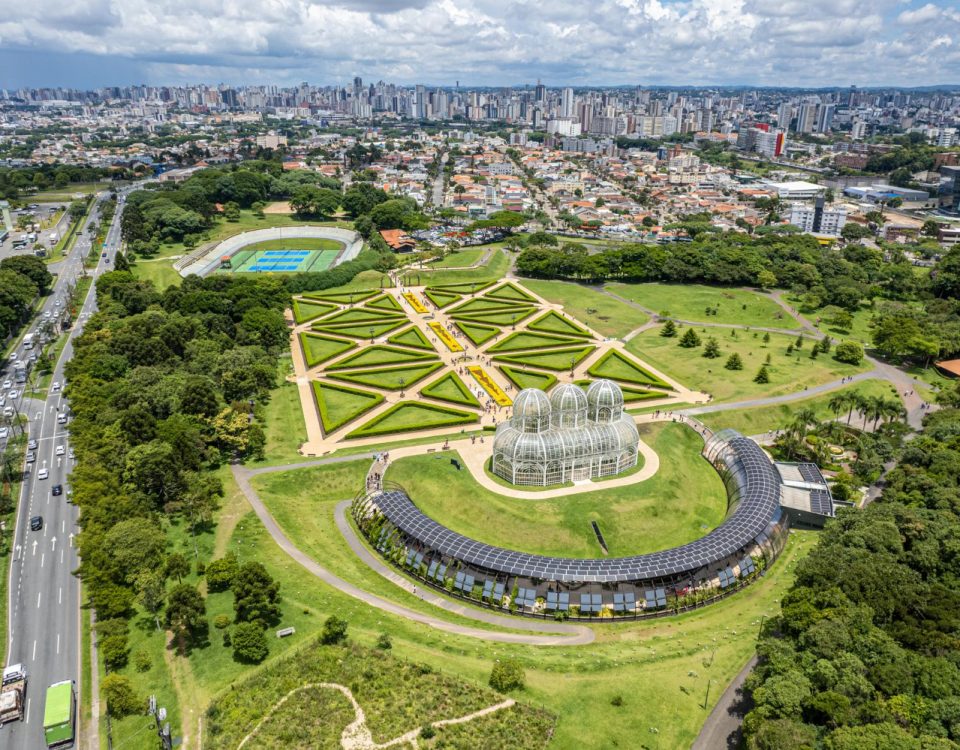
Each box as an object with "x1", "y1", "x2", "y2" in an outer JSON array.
[{"x1": 0, "y1": 0, "x2": 958, "y2": 87}]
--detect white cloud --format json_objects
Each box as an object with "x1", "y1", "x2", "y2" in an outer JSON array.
[{"x1": 0, "y1": 0, "x2": 958, "y2": 86}]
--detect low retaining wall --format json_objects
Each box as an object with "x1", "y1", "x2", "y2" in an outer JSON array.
[{"x1": 178, "y1": 226, "x2": 363, "y2": 277}]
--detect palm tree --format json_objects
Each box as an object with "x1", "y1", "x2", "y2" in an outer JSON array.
[
  {"x1": 866, "y1": 396, "x2": 887, "y2": 432},
  {"x1": 828, "y1": 392, "x2": 849, "y2": 422},
  {"x1": 847, "y1": 393, "x2": 869, "y2": 428}
]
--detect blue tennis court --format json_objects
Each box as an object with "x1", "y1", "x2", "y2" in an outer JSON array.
[{"x1": 228, "y1": 247, "x2": 342, "y2": 274}]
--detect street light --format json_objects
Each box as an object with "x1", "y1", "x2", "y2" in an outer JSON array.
[
  {"x1": 369, "y1": 326, "x2": 375, "y2": 342},
  {"x1": 399, "y1": 377, "x2": 406, "y2": 397}
]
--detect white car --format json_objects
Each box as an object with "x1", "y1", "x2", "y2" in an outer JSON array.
[
  {"x1": 37, "y1": 468, "x2": 49, "y2": 480},
  {"x1": 55, "y1": 445, "x2": 65, "y2": 456},
  {"x1": 57, "y1": 414, "x2": 68, "y2": 425},
  {"x1": 0, "y1": 427, "x2": 8, "y2": 439},
  {"x1": 1, "y1": 380, "x2": 10, "y2": 389},
  {"x1": 51, "y1": 382, "x2": 61, "y2": 392},
  {"x1": 8, "y1": 389, "x2": 19, "y2": 399}
]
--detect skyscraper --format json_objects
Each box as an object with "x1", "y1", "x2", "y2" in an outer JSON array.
[
  {"x1": 561, "y1": 87, "x2": 574, "y2": 118},
  {"x1": 796, "y1": 103, "x2": 817, "y2": 134}
]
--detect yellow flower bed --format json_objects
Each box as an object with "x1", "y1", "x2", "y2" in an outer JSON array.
[
  {"x1": 429, "y1": 322, "x2": 464, "y2": 352},
  {"x1": 468, "y1": 366, "x2": 512, "y2": 406},
  {"x1": 403, "y1": 292, "x2": 428, "y2": 314}
]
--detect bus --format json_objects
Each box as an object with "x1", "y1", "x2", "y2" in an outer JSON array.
[{"x1": 43, "y1": 681, "x2": 75, "y2": 747}]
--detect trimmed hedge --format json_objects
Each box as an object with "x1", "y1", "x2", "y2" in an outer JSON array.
[
  {"x1": 527, "y1": 309, "x2": 592, "y2": 338},
  {"x1": 487, "y1": 331, "x2": 584, "y2": 354},
  {"x1": 456, "y1": 321, "x2": 500, "y2": 347},
  {"x1": 498, "y1": 365, "x2": 558, "y2": 391},
  {"x1": 493, "y1": 346, "x2": 597, "y2": 372},
  {"x1": 312, "y1": 381, "x2": 384, "y2": 434},
  {"x1": 425, "y1": 280, "x2": 495, "y2": 294},
  {"x1": 365, "y1": 293, "x2": 403, "y2": 312},
  {"x1": 586, "y1": 350, "x2": 672, "y2": 389},
  {"x1": 449, "y1": 308, "x2": 537, "y2": 327},
  {"x1": 424, "y1": 289, "x2": 462, "y2": 309},
  {"x1": 484, "y1": 282, "x2": 537, "y2": 303},
  {"x1": 386, "y1": 325, "x2": 435, "y2": 351},
  {"x1": 299, "y1": 332, "x2": 356, "y2": 367},
  {"x1": 292, "y1": 299, "x2": 337, "y2": 324},
  {"x1": 311, "y1": 319, "x2": 407, "y2": 339},
  {"x1": 326, "y1": 362, "x2": 445, "y2": 390},
  {"x1": 573, "y1": 379, "x2": 666, "y2": 402},
  {"x1": 420, "y1": 371, "x2": 482, "y2": 408},
  {"x1": 325, "y1": 345, "x2": 439, "y2": 371},
  {"x1": 320, "y1": 308, "x2": 406, "y2": 325}
]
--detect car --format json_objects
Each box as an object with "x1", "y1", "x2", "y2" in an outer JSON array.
[
  {"x1": 25, "y1": 452, "x2": 36, "y2": 463},
  {"x1": 0, "y1": 397, "x2": 5, "y2": 407},
  {"x1": 101, "y1": 252, "x2": 107, "y2": 258},
  {"x1": 0, "y1": 427, "x2": 8, "y2": 439},
  {"x1": 52, "y1": 484, "x2": 62, "y2": 496},
  {"x1": 55, "y1": 445, "x2": 65, "y2": 456},
  {"x1": 8, "y1": 389, "x2": 19, "y2": 399},
  {"x1": 30, "y1": 516, "x2": 43, "y2": 531},
  {"x1": 27, "y1": 439, "x2": 38, "y2": 450},
  {"x1": 1, "y1": 380, "x2": 10, "y2": 389},
  {"x1": 51, "y1": 382, "x2": 61, "y2": 392},
  {"x1": 57, "y1": 414, "x2": 68, "y2": 425}
]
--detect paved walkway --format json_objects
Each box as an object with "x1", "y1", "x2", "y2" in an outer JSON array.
[
  {"x1": 231, "y1": 463, "x2": 594, "y2": 645},
  {"x1": 691, "y1": 655, "x2": 757, "y2": 750}
]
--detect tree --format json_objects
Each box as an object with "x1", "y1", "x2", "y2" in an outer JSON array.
[
  {"x1": 661, "y1": 320, "x2": 677, "y2": 337},
  {"x1": 232, "y1": 621, "x2": 269, "y2": 663},
  {"x1": 755, "y1": 364, "x2": 771, "y2": 383},
  {"x1": 725, "y1": 353, "x2": 744, "y2": 370},
  {"x1": 232, "y1": 562, "x2": 281, "y2": 627},
  {"x1": 489, "y1": 659, "x2": 525, "y2": 692},
  {"x1": 321, "y1": 615, "x2": 348, "y2": 645},
  {"x1": 165, "y1": 553, "x2": 190, "y2": 583},
  {"x1": 834, "y1": 341, "x2": 864, "y2": 365},
  {"x1": 205, "y1": 553, "x2": 239, "y2": 592},
  {"x1": 703, "y1": 338, "x2": 721, "y2": 359},
  {"x1": 103, "y1": 518, "x2": 167, "y2": 585},
  {"x1": 680, "y1": 328, "x2": 701, "y2": 348},
  {"x1": 0, "y1": 255, "x2": 53, "y2": 294},
  {"x1": 757, "y1": 270, "x2": 777, "y2": 290},
  {"x1": 102, "y1": 674, "x2": 143, "y2": 718},
  {"x1": 840, "y1": 223, "x2": 871, "y2": 242},
  {"x1": 135, "y1": 570, "x2": 167, "y2": 632},
  {"x1": 165, "y1": 584, "x2": 207, "y2": 653}
]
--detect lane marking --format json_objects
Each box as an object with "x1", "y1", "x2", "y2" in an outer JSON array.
[
  {"x1": 40, "y1": 552, "x2": 44, "y2": 568},
  {"x1": 37, "y1": 591, "x2": 41, "y2": 608},
  {"x1": 32, "y1": 639, "x2": 36, "y2": 660},
  {"x1": 57, "y1": 633, "x2": 60, "y2": 654}
]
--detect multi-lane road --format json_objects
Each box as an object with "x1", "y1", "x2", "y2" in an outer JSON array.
[{"x1": 2, "y1": 189, "x2": 126, "y2": 749}]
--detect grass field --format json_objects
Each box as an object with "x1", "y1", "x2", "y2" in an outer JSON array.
[
  {"x1": 487, "y1": 331, "x2": 584, "y2": 353},
  {"x1": 402, "y1": 248, "x2": 509, "y2": 286},
  {"x1": 522, "y1": 279, "x2": 649, "y2": 338},
  {"x1": 313, "y1": 381, "x2": 384, "y2": 433},
  {"x1": 430, "y1": 247, "x2": 487, "y2": 268},
  {"x1": 326, "y1": 344, "x2": 438, "y2": 371},
  {"x1": 498, "y1": 365, "x2": 558, "y2": 391},
  {"x1": 698, "y1": 378, "x2": 898, "y2": 435},
  {"x1": 300, "y1": 332, "x2": 356, "y2": 367},
  {"x1": 526, "y1": 310, "x2": 592, "y2": 338},
  {"x1": 386, "y1": 423, "x2": 724, "y2": 558},
  {"x1": 628, "y1": 325, "x2": 871, "y2": 403},
  {"x1": 226, "y1": 459, "x2": 816, "y2": 750},
  {"x1": 420, "y1": 371, "x2": 482, "y2": 407},
  {"x1": 494, "y1": 345, "x2": 597, "y2": 372},
  {"x1": 327, "y1": 362, "x2": 445, "y2": 390},
  {"x1": 608, "y1": 282, "x2": 800, "y2": 330},
  {"x1": 588, "y1": 349, "x2": 672, "y2": 389},
  {"x1": 256, "y1": 362, "x2": 309, "y2": 466},
  {"x1": 30, "y1": 181, "x2": 112, "y2": 201},
  {"x1": 131, "y1": 255, "x2": 185, "y2": 290},
  {"x1": 347, "y1": 401, "x2": 478, "y2": 438}
]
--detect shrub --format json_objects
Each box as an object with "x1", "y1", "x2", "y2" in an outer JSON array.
[
  {"x1": 489, "y1": 659, "x2": 525, "y2": 692},
  {"x1": 660, "y1": 320, "x2": 677, "y2": 338},
  {"x1": 376, "y1": 632, "x2": 393, "y2": 650},
  {"x1": 102, "y1": 674, "x2": 143, "y2": 718},
  {"x1": 100, "y1": 633, "x2": 129, "y2": 670},
  {"x1": 754, "y1": 365, "x2": 771, "y2": 384},
  {"x1": 214, "y1": 614, "x2": 232, "y2": 630},
  {"x1": 205, "y1": 553, "x2": 238, "y2": 592},
  {"x1": 133, "y1": 650, "x2": 152, "y2": 673},
  {"x1": 611, "y1": 694, "x2": 625, "y2": 707},
  {"x1": 679, "y1": 328, "x2": 701, "y2": 348},
  {"x1": 703, "y1": 338, "x2": 721, "y2": 359},
  {"x1": 834, "y1": 341, "x2": 864, "y2": 365},
  {"x1": 232, "y1": 622, "x2": 269, "y2": 664},
  {"x1": 420, "y1": 725, "x2": 437, "y2": 739},
  {"x1": 725, "y1": 353, "x2": 744, "y2": 370},
  {"x1": 321, "y1": 615, "x2": 348, "y2": 645}
]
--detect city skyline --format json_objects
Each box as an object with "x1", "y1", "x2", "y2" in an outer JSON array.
[{"x1": 1, "y1": 0, "x2": 959, "y2": 89}]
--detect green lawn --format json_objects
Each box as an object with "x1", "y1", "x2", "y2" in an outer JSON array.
[
  {"x1": 31, "y1": 181, "x2": 112, "y2": 200},
  {"x1": 588, "y1": 350, "x2": 672, "y2": 389},
  {"x1": 132, "y1": 256, "x2": 184, "y2": 290},
  {"x1": 430, "y1": 247, "x2": 486, "y2": 268},
  {"x1": 320, "y1": 307, "x2": 405, "y2": 325},
  {"x1": 698, "y1": 379, "x2": 899, "y2": 435},
  {"x1": 327, "y1": 362, "x2": 445, "y2": 390},
  {"x1": 255, "y1": 364, "x2": 309, "y2": 465},
  {"x1": 526, "y1": 309, "x2": 593, "y2": 338},
  {"x1": 628, "y1": 325, "x2": 872, "y2": 403},
  {"x1": 386, "y1": 325, "x2": 434, "y2": 351},
  {"x1": 325, "y1": 344, "x2": 438, "y2": 371},
  {"x1": 449, "y1": 297, "x2": 532, "y2": 315},
  {"x1": 365, "y1": 293, "x2": 404, "y2": 312},
  {"x1": 486, "y1": 282, "x2": 538, "y2": 303},
  {"x1": 498, "y1": 365, "x2": 558, "y2": 391},
  {"x1": 522, "y1": 280, "x2": 648, "y2": 338},
  {"x1": 303, "y1": 269, "x2": 394, "y2": 296},
  {"x1": 402, "y1": 248, "x2": 509, "y2": 286},
  {"x1": 456, "y1": 321, "x2": 501, "y2": 347},
  {"x1": 312, "y1": 320, "x2": 408, "y2": 340},
  {"x1": 420, "y1": 371, "x2": 482, "y2": 408},
  {"x1": 487, "y1": 331, "x2": 584, "y2": 353},
  {"x1": 210, "y1": 462, "x2": 814, "y2": 750},
  {"x1": 608, "y1": 282, "x2": 800, "y2": 330},
  {"x1": 494, "y1": 345, "x2": 596, "y2": 372},
  {"x1": 292, "y1": 299, "x2": 337, "y2": 324},
  {"x1": 451, "y1": 308, "x2": 537, "y2": 327},
  {"x1": 300, "y1": 332, "x2": 356, "y2": 367},
  {"x1": 386, "y1": 423, "x2": 724, "y2": 558},
  {"x1": 313, "y1": 381, "x2": 384, "y2": 433},
  {"x1": 424, "y1": 289, "x2": 462, "y2": 308},
  {"x1": 347, "y1": 401, "x2": 478, "y2": 438}
]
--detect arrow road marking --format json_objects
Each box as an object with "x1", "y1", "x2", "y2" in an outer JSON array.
[{"x1": 51, "y1": 536, "x2": 57, "y2": 551}]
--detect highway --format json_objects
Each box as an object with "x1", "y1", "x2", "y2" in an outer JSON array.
[{"x1": 2, "y1": 188, "x2": 126, "y2": 749}]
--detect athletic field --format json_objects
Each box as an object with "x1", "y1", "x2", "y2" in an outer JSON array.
[{"x1": 222, "y1": 237, "x2": 344, "y2": 274}]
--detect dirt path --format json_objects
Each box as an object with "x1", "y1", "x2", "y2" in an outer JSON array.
[
  {"x1": 237, "y1": 681, "x2": 515, "y2": 750},
  {"x1": 163, "y1": 630, "x2": 204, "y2": 750}
]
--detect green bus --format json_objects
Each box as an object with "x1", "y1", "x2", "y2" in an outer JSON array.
[{"x1": 43, "y1": 680, "x2": 75, "y2": 747}]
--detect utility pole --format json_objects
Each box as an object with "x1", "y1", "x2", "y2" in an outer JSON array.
[{"x1": 149, "y1": 695, "x2": 173, "y2": 750}]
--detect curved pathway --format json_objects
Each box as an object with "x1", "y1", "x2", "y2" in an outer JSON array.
[
  {"x1": 231, "y1": 463, "x2": 595, "y2": 646},
  {"x1": 691, "y1": 655, "x2": 757, "y2": 750}
]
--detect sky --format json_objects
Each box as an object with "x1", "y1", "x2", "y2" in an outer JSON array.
[{"x1": 0, "y1": 0, "x2": 958, "y2": 89}]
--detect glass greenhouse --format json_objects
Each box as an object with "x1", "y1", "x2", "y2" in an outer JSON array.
[{"x1": 491, "y1": 381, "x2": 640, "y2": 486}]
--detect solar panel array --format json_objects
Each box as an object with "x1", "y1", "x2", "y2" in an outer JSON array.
[
  {"x1": 644, "y1": 588, "x2": 668, "y2": 609},
  {"x1": 717, "y1": 566, "x2": 737, "y2": 588},
  {"x1": 798, "y1": 463, "x2": 823, "y2": 483},
  {"x1": 372, "y1": 435, "x2": 782, "y2": 584},
  {"x1": 612, "y1": 592, "x2": 636, "y2": 612},
  {"x1": 579, "y1": 593, "x2": 603, "y2": 613},
  {"x1": 740, "y1": 556, "x2": 757, "y2": 576},
  {"x1": 545, "y1": 591, "x2": 570, "y2": 611},
  {"x1": 810, "y1": 489, "x2": 833, "y2": 516},
  {"x1": 515, "y1": 587, "x2": 537, "y2": 608}
]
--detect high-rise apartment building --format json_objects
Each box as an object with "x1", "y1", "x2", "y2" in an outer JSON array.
[
  {"x1": 561, "y1": 87, "x2": 574, "y2": 118},
  {"x1": 796, "y1": 103, "x2": 818, "y2": 133},
  {"x1": 789, "y1": 197, "x2": 847, "y2": 237}
]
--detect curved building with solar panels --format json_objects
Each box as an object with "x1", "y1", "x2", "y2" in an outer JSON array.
[
  {"x1": 491, "y1": 381, "x2": 640, "y2": 486},
  {"x1": 353, "y1": 428, "x2": 793, "y2": 619}
]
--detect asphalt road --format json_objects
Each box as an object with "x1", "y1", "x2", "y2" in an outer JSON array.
[{"x1": 2, "y1": 188, "x2": 127, "y2": 749}]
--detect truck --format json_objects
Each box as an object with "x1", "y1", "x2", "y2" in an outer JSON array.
[
  {"x1": 43, "y1": 680, "x2": 75, "y2": 747},
  {"x1": 0, "y1": 664, "x2": 27, "y2": 726},
  {"x1": 22, "y1": 333, "x2": 35, "y2": 350}
]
